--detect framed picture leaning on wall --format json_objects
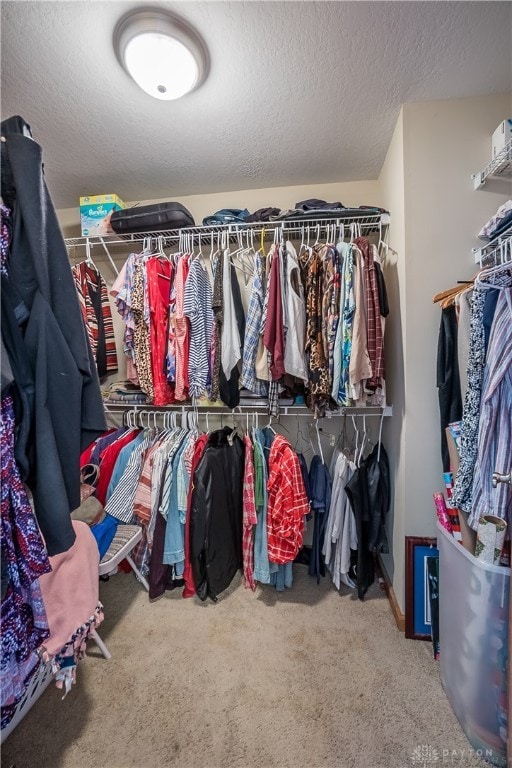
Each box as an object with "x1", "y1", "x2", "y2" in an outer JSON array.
[{"x1": 405, "y1": 536, "x2": 439, "y2": 640}]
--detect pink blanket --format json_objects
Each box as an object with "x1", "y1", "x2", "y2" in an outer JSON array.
[{"x1": 38, "y1": 520, "x2": 103, "y2": 691}]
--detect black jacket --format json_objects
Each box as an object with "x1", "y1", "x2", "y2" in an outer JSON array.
[
  {"x1": 345, "y1": 442, "x2": 390, "y2": 600},
  {"x1": 1, "y1": 116, "x2": 106, "y2": 555},
  {"x1": 189, "y1": 428, "x2": 245, "y2": 601}
]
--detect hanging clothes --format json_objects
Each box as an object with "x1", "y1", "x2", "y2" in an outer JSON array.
[
  {"x1": 263, "y1": 244, "x2": 286, "y2": 381},
  {"x1": 210, "y1": 251, "x2": 223, "y2": 401},
  {"x1": 174, "y1": 256, "x2": 190, "y2": 401},
  {"x1": 131, "y1": 260, "x2": 154, "y2": 400},
  {"x1": 182, "y1": 433, "x2": 209, "y2": 598},
  {"x1": 1, "y1": 392, "x2": 51, "y2": 722},
  {"x1": 337, "y1": 243, "x2": 356, "y2": 405},
  {"x1": 189, "y1": 428, "x2": 245, "y2": 601},
  {"x1": 300, "y1": 245, "x2": 330, "y2": 416},
  {"x1": 469, "y1": 288, "x2": 512, "y2": 529},
  {"x1": 241, "y1": 251, "x2": 269, "y2": 395},
  {"x1": 252, "y1": 429, "x2": 271, "y2": 584},
  {"x1": 283, "y1": 241, "x2": 308, "y2": 383},
  {"x1": 110, "y1": 254, "x2": 139, "y2": 386},
  {"x1": 345, "y1": 442, "x2": 390, "y2": 600},
  {"x1": 436, "y1": 304, "x2": 463, "y2": 472},
  {"x1": 323, "y1": 450, "x2": 357, "y2": 590},
  {"x1": 242, "y1": 435, "x2": 257, "y2": 591},
  {"x1": 219, "y1": 259, "x2": 245, "y2": 409},
  {"x1": 354, "y1": 237, "x2": 384, "y2": 393},
  {"x1": 183, "y1": 257, "x2": 213, "y2": 400},
  {"x1": 1, "y1": 116, "x2": 106, "y2": 555},
  {"x1": 72, "y1": 261, "x2": 118, "y2": 378},
  {"x1": 267, "y1": 434, "x2": 308, "y2": 564},
  {"x1": 349, "y1": 245, "x2": 372, "y2": 403},
  {"x1": 451, "y1": 276, "x2": 510, "y2": 514},
  {"x1": 146, "y1": 256, "x2": 174, "y2": 406},
  {"x1": 308, "y1": 455, "x2": 332, "y2": 584}
]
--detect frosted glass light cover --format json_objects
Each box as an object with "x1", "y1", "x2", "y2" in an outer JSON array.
[{"x1": 124, "y1": 32, "x2": 199, "y2": 100}]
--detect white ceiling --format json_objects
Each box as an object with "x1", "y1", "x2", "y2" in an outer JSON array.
[{"x1": 1, "y1": 1, "x2": 511, "y2": 209}]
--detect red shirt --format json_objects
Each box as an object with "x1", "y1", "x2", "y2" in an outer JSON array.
[
  {"x1": 267, "y1": 435, "x2": 308, "y2": 564},
  {"x1": 94, "y1": 429, "x2": 140, "y2": 506},
  {"x1": 263, "y1": 247, "x2": 285, "y2": 380},
  {"x1": 146, "y1": 257, "x2": 175, "y2": 405}
]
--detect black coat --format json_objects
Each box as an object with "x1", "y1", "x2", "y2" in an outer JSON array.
[
  {"x1": 1, "y1": 116, "x2": 106, "y2": 555},
  {"x1": 345, "y1": 443, "x2": 390, "y2": 601},
  {"x1": 436, "y1": 305, "x2": 462, "y2": 472},
  {"x1": 189, "y1": 428, "x2": 245, "y2": 601}
]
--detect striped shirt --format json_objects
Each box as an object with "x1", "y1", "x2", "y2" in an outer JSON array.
[
  {"x1": 183, "y1": 258, "x2": 213, "y2": 399},
  {"x1": 105, "y1": 432, "x2": 155, "y2": 523},
  {"x1": 469, "y1": 288, "x2": 512, "y2": 529},
  {"x1": 72, "y1": 261, "x2": 118, "y2": 375},
  {"x1": 132, "y1": 429, "x2": 188, "y2": 577}
]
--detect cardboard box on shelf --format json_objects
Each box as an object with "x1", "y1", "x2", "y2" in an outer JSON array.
[
  {"x1": 491, "y1": 119, "x2": 512, "y2": 159},
  {"x1": 80, "y1": 194, "x2": 125, "y2": 237}
]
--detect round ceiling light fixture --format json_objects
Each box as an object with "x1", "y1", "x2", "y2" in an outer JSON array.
[{"x1": 114, "y1": 8, "x2": 209, "y2": 101}]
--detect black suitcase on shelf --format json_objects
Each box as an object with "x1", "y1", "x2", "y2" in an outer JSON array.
[{"x1": 110, "y1": 202, "x2": 195, "y2": 233}]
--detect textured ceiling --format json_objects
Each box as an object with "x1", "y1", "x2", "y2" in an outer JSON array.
[{"x1": 1, "y1": 1, "x2": 511, "y2": 208}]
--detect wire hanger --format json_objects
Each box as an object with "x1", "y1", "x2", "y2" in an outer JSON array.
[
  {"x1": 377, "y1": 411, "x2": 385, "y2": 462},
  {"x1": 314, "y1": 420, "x2": 325, "y2": 464},
  {"x1": 357, "y1": 415, "x2": 367, "y2": 466}
]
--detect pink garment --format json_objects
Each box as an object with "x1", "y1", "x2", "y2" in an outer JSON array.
[
  {"x1": 174, "y1": 257, "x2": 190, "y2": 401},
  {"x1": 38, "y1": 521, "x2": 102, "y2": 658}
]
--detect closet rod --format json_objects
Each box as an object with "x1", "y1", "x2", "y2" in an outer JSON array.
[
  {"x1": 103, "y1": 404, "x2": 393, "y2": 418},
  {"x1": 64, "y1": 213, "x2": 390, "y2": 250}
]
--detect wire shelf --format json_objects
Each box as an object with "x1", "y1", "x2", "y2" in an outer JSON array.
[
  {"x1": 473, "y1": 228, "x2": 512, "y2": 265},
  {"x1": 64, "y1": 212, "x2": 390, "y2": 249},
  {"x1": 472, "y1": 138, "x2": 512, "y2": 190},
  {"x1": 103, "y1": 402, "x2": 393, "y2": 418}
]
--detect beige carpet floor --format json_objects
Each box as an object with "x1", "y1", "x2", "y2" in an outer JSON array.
[{"x1": 2, "y1": 567, "x2": 481, "y2": 768}]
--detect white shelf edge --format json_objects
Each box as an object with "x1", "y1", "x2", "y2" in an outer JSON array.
[{"x1": 472, "y1": 138, "x2": 512, "y2": 190}]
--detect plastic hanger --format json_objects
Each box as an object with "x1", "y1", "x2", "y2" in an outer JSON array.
[{"x1": 84, "y1": 238, "x2": 98, "y2": 270}]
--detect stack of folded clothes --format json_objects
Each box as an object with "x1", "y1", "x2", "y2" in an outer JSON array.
[
  {"x1": 478, "y1": 200, "x2": 512, "y2": 241},
  {"x1": 102, "y1": 381, "x2": 148, "y2": 404},
  {"x1": 202, "y1": 200, "x2": 389, "y2": 226}
]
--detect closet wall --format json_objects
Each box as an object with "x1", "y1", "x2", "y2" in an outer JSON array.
[
  {"x1": 56, "y1": 90, "x2": 511, "y2": 617},
  {"x1": 377, "y1": 91, "x2": 512, "y2": 613}
]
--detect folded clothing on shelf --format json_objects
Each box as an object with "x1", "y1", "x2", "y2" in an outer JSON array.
[
  {"x1": 202, "y1": 208, "x2": 250, "y2": 226},
  {"x1": 201, "y1": 202, "x2": 389, "y2": 227},
  {"x1": 102, "y1": 381, "x2": 148, "y2": 404},
  {"x1": 478, "y1": 200, "x2": 512, "y2": 240}
]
